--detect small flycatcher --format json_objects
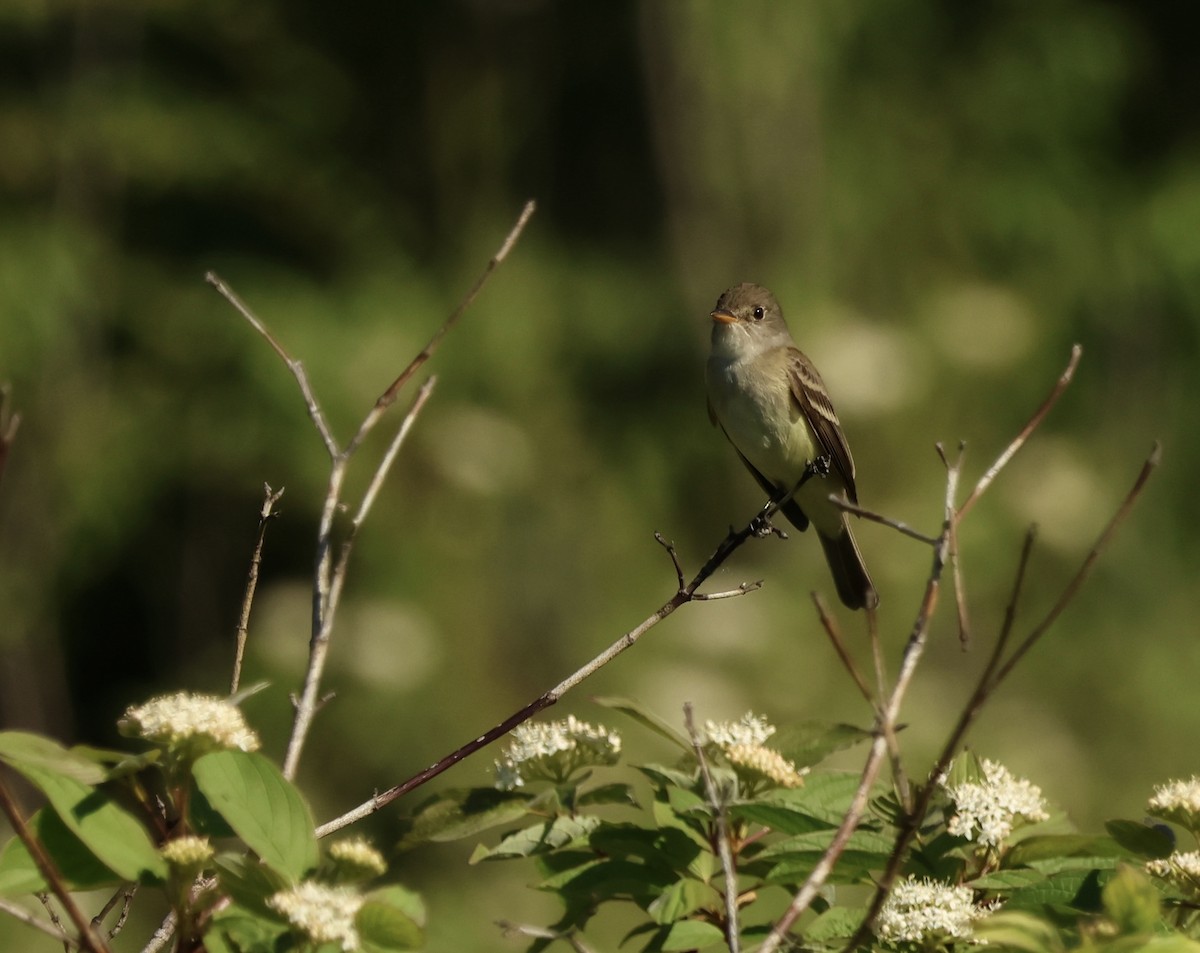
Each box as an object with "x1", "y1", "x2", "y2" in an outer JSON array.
[{"x1": 706, "y1": 282, "x2": 878, "y2": 610}]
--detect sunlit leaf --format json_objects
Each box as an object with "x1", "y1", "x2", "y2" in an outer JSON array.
[
  {"x1": 0, "y1": 731, "x2": 107, "y2": 784},
  {"x1": 192, "y1": 750, "x2": 317, "y2": 879},
  {"x1": 397, "y1": 787, "x2": 534, "y2": 849},
  {"x1": 10, "y1": 762, "x2": 165, "y2": 882}
]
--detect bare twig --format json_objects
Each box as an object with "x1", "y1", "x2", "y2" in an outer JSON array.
[
  {"x1": 957, "y1": 344, "x2": 1082, "y2": 519},
  {"x1": 231, "y1": 484, "x2": 284, "y2": 694},
  {"x1": 685, "y1": 703, "x2": 740, "y2": 953},
  {"x1": 315, "y1": 493, "x2": 786, "y2": 837},
  {"x1": 844, "y1": 442, "x2": 1159, "y2": 950},
  {"x1": 345, "y1": 200, "x2": 536, "y2": 457},
  {"x1": 831, "y1": 497, "x2": 939, "y2": 546},
  {"x1": 497, "y1": 919, "x2": 597, "y2": 953},
  {"x1": 0, "y1": 775, "x2": 110, "y2": 953},
  {"x1": 0, "y1": 897, "x2": 73, "y2": 946},
  {"x1": 205, "y1": 273, "x2": 339, "y2": 458},
  {"x1": 759, "y1": 447, "x2": 965, "y2": 953},
  {"x1": 811, "y1": 593, "x2": 874, "y2": 706},
  {"x1": 283, "y1": 378, "x2": 436, "y2": 780}
]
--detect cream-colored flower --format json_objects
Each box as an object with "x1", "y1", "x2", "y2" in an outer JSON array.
[
  {"x1": 702, "y1": 712, "x2": 775, "y2": 749},
  {"x1": 329, "y1": 837, "x2": 387, "y2": 879},
  {"x1": 122, "y1": 692, "x2": 260, "y2": 753},
  {"x1": 268, "y1": 881, "x2": 363, "y2": 951},
  {"x1": 876, "y1": 876, "x2": 990, "y2": 944},
  {"x1": 725, "y1": 743, "x2": 806, "y2": 789},
  {"x1": 160, "y1": 835, "x2": 214, "y2": 869},
  {"x1": 1146, "y1": 850, "x2": 1200, "y2": 889},
  {"x1": 946, "y1": 759, "x2": 1048, "y2": 847},
  {"x1": 494, "y1": 716, "x2": 621, "y2": 790},
  {"x1": 1149, "y1": 777, "x2": 1200, "y2": 830}
]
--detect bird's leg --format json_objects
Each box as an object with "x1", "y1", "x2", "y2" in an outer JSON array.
[
  {"x1": 750, "y1": 499, "x2": 785, "y2": 539},
  {"x1": 752, "y1": 456, "x2": 833, "y2": 539}
]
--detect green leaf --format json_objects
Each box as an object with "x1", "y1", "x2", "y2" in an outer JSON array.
[
  {"x1": 589, "y1": 824, "x2": 703, "y2": 871},
  {"x1": 1002, "y1": 868, "x2": 1107, "y2": 913},
  {"x1": 10, "y1": 762, "x2": 165, "y2": 882},
  {"x1": 972, "y1": 869, "x2": 1050, "y2": 890},
  {"x1": 971, "y1": 910, "x2": 1063, "y2": 953},
  {"x1": 638, "y1": 764, "x2": 701, "y2": 798},
  {"x1": 192, "y1": 750, "x2": 318, "y2": 879},
  {"x1": 544, "y1": 857, "x2": 673, "y2": 904},
  {"x1": 0, "y1": 808, "x2": 120, "y2": 895},
  {"x1": 729, "y1": 802, "x2": 834, "y2": 835},
  {"x1": 748, "y1": 772, "x2": 868, "y2": 828},
  {"x1": 771, "y1": 721, "x2": 873, "y2": 769},
  {"x1": 647, "y1": 878, "x2": 716, "y2": 925},
  {"x1": 1106, "y1": 820, "x2": 1175, "y2": 859},
  {"x1": 469, "y1": 815, "x2": 600, "y2": 863},
  {"x1": 803, "y1": 906, "x2": 865, "y2": 942},
  {"x1": 358, "y1": 886, "x2": 426, "y2": 951},
  {"x1": 0, "y1": 731, "x2": 108, "y2": 784},
  {"x1": 760, "y1": 827, "x2": 894, "y2": 886},
  {"x1": 660, "y1": 919, "x2": 725, "y2": 951},
  {"x1": 213, "y1": 853, "x2": 291, "y2": 915},
  {"x1": 397, "y1": 787, "x2": 534, "y2": 849},
  {"x1": 1102, "y1": 865, "x2": 1161, "y2": 935},
  {"x1": 206, "y1": 904, "x2": 289, "y2": 953},
  {"x1": 1005, "y1": 834, "x2": 1125, "y2": 869},
  {"x1": 594, "y1": 697, "x2": 691, "y2": 751},
  {"x1": 577, "y1": 782, "x2": 638, "y2": 808}
]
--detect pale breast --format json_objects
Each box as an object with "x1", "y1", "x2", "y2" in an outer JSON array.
[{"x1": 707, "y1": 354, "x2": 816, "y2": 486}]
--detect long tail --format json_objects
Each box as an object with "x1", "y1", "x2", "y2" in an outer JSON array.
[{"x1": 818, "y1": 522, "x2": 878, "y2": 611}]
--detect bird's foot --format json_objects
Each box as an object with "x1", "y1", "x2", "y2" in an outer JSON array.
[
  {"x1": 807, "y1": 454, "x2": 832, "y2": 479},
  {"x1": 750, "y1": 512, "x2": 788, "y2": 540}
]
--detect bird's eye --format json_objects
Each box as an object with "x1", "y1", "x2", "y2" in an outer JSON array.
[{"x1": 752, "y1": 307, "x2": 765, "y2": 320}]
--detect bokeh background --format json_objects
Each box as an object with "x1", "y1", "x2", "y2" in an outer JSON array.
[{"x1": 2, "y1": 1, "x2": 1198, "y2": 949}]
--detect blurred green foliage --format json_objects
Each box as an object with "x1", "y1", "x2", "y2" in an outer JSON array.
[{"x1": 1, "y1": 1, "x2": 1198, "y2": 949}]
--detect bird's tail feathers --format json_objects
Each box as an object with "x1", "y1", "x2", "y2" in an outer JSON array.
[{"x1": 818, "y1": 524, "x2": 878, "y2": 611}]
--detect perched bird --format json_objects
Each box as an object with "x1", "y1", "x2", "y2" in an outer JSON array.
[{"x1": 705, "y1": 282, "x2": 878, "y2": 610}]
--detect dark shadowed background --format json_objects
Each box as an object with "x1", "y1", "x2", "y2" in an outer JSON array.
[{"x1": 2, "y1": 2, "x2": 1198, "y2": 949}]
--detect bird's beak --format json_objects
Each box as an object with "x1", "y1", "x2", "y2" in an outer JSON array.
[{"x1": 710, "y1": 309, "x2": 737, "y2": 325}]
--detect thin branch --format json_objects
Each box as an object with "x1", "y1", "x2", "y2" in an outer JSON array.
[
  {"x1": 205, "y1": 272, "x2": 339, "y2": 458},
  {"x1": 315, "y1": 491, "x2": 789, "y2": 838},
  {"x1": 685, "y1": 703, "x2": 740, "y2": 953},
  {"x1": 832, "y1": 497, "x2": 939, "y2": 546},
  {"x1": 957, "y1": 344, "x2": 1082, "y2": 519},
  {"x1": 231, "y1": 484, "x2": 284, "y2": 694},
  {"x1": 845, "y1": 442, "x2": 1159, "y2": 950},
  {"x1": 350, "y1": 377, "x2": 437, "y2": 528},
  {"x1": 344, "y1": 199, "x2": 537, "y2": 458},
  {"x1": 497, "y1": 920, "x2": 598, "y2": 953},
  {"x1": 759, "y1": 446, "x2": 964, "y2": 953},
  {"x1": 0, "y1": 897, "x2": 74, "y2": 946},
  {"x1": 0, "y1": 775, "x2": 110, "y2": 953},
  {"x1": 811, "y1": 592, "x2": 874, "y2": 706},
  {"x1": 992, "y1": 442, "x2": 1160, "y2": 685},
  {"x1": 283, "y1": 379, "x2": 436, "y2": 780}
]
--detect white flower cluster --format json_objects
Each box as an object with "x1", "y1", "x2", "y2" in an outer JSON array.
[
  {"x1": 160, "y1": 835, "x2": 214, "y2": 869},
  {"x1": 329, "y1": 837, "x2": 387, "y2": 879},
  {"x1": 702, "y1": 712, "x2": 775, "y2": 749},
  {"x1": 1146, "y1": 850, "x2": 1200, "y2": 888},
  {"x1": 875, "y1": 876, "x2": 989, "y2": 943},
  {"x1": 494, "y1": 716, "x2": 621, "y2": 790},
  {"x1": 946, "y1": 759, "x2": 1048, "y2": 847},
  {"x1": 1149, "y1": 777, "x2": 1200, "y2": 819},
  {"x1": 268, "y1": 881, "x2": 363, "y2": 952},
  {"x1": 725, "y1": 743, "x2": 807, "y2": 789},
  {"x1": 703, "y1": 713, "x2": 803, "y2": 791},
  {"x1": 122, "y1": 691, "x2": 260, "y2": 753}
]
